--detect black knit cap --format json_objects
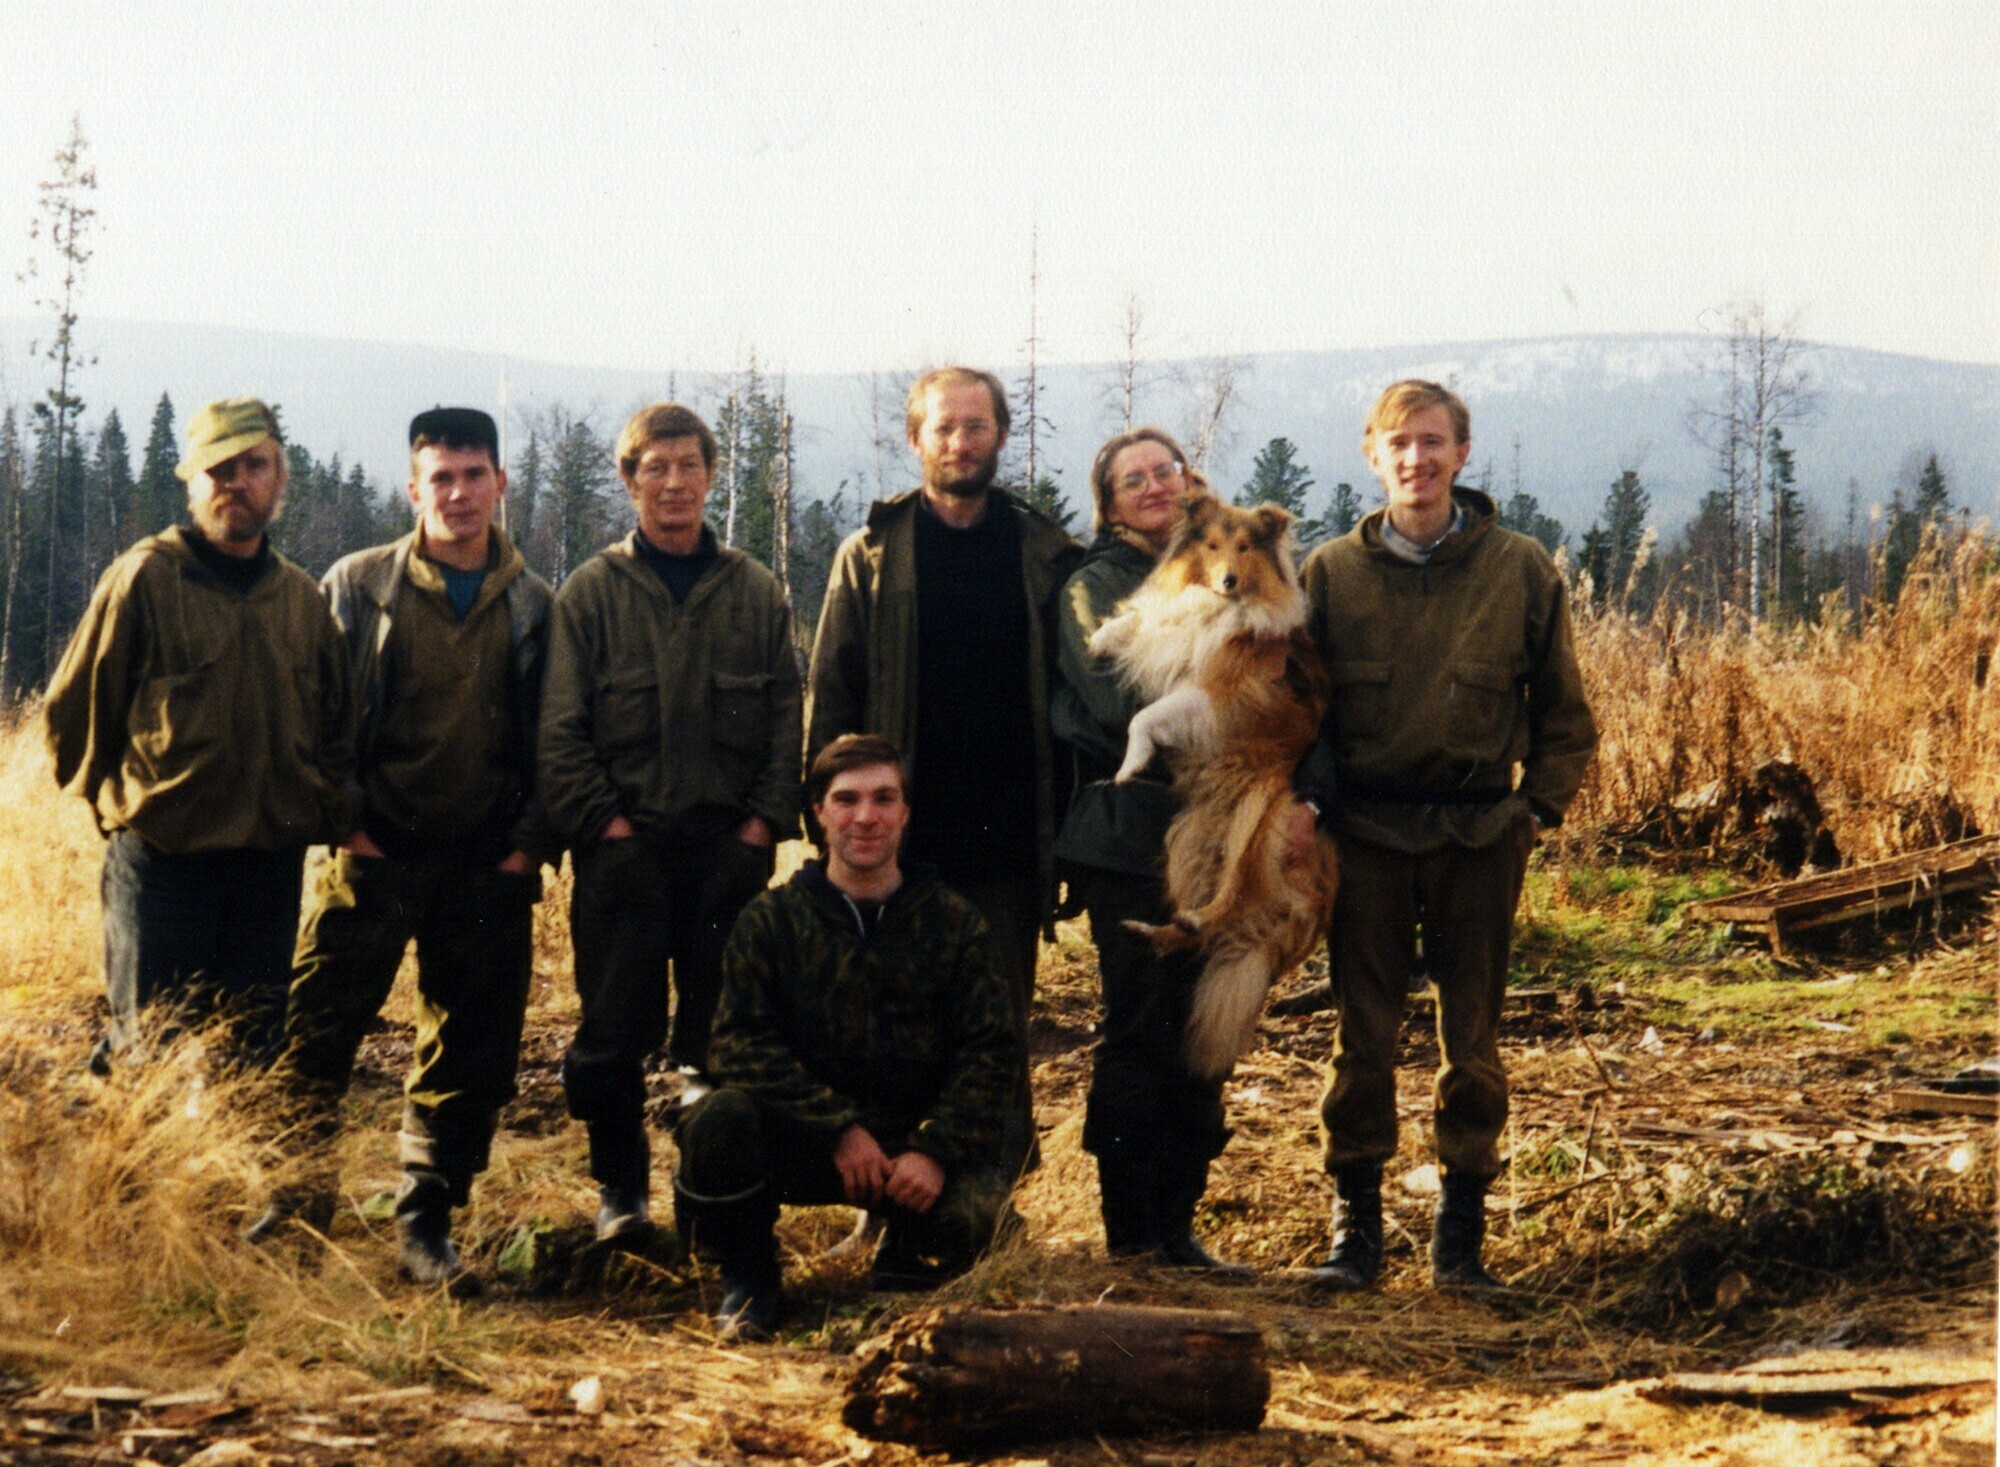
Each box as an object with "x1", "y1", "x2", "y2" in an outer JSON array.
[{"x1": 408, "y1": 406, "x2": 499, "y2": 457}]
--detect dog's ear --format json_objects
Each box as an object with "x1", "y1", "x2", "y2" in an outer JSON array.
[
  {"x1": 1182, "y1": 491, "x2": 1219, "y2": 528},
  {"x1": 1252, "y1": 503, "x2": 1294, "y2": 540}
]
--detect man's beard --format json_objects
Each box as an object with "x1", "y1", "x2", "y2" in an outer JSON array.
[
  {"x1": 196, "y1": 496, "x2": 274, "y2": 544},
  {"x1": 929, "y1": 450, "x2": 1000, "y2": 500}
]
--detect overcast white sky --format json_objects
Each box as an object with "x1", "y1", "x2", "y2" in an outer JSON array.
[{"x1": 3, "y1": 0, "x2": 1995, "y2": 378}]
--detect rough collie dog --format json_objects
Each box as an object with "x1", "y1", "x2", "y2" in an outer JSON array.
[{"x1": 1088, "y1": 493, "x2": 1340, "y2": 1079}]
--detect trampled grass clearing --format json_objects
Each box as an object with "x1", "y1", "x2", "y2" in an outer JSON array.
[{"x1": 0, "y1": 541, "x2": 1996, "y2": 1464}]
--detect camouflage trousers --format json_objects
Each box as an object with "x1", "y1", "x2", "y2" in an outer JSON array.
[
  {"x1": 281, "y1": 849, "x2": 537, "y2": 1202},
  {"x1": 676, "y1": 1087, "x2": 1013, "y2": 1279},
  {"x1": 1319, "y1": 818, "x2": 1535, "y2": 1184}
]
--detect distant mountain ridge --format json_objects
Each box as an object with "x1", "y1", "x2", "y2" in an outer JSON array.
[{"x1": 1, "y1": 319, "x2": 1993, "y2": 537}]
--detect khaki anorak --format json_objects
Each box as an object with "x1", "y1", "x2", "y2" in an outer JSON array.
[
  {"x1": 539, "y1": 530, "x2": 802, "y2": 845},
  {"x1": 46, "y1": 527, "x2": 354, "y2": 854},
  {"x1": 1299, "y1": 490, "x2": 1596, "y2": 853},
  {"x1": 806, "y1": 488, "x2": 1080, "y2": 896},
  {"x1": 321, "y1": 529, "x2": 554, "y2": 860}
]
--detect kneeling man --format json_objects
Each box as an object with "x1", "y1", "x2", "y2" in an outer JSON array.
[{"x1": 674, "y1": 734, "x2": 1019, "y2": 1341}]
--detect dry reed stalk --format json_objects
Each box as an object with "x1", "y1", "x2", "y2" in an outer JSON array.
[{"x1": 1566, "y1": 535, "x2": 2000, "y2": 861}]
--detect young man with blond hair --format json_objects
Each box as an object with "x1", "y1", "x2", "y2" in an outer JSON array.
[
  {"x1": 1297, "y1": 379, "x2": 1596, "y2": 1293},
  {"x1": 540, "y1": 401, "x2": 802, "y2": 1246}
]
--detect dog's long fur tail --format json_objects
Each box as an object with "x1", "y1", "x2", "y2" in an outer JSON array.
[{"x1": 1184, "y1": 944, "x2": 1277, "y2": 1080}]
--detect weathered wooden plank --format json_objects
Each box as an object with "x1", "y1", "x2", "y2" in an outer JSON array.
[
  {"x1": 1690, "y1": 835, "x2": 2000, "y2": 937},
  {"x1": 1885, "y1": 1088, "x2": 2000, "y2": 1119}
]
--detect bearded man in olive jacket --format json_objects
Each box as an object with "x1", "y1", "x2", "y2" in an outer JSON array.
[
  {"x1": 1298, "y1": 380, "x2": 1596, "y2": 1295},
  {"x1": 46, "y1": 397, "x2": 353, "y2": 1073},
  {"x1": 540, "y1": 402, "x2": 803, "y2": 1245},
  {"x1": 806, "y1": 366, "x2": 1079, "y2": 1178}
]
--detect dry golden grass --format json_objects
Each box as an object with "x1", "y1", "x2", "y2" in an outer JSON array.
[{"x1": 1566, "y1": 534, "x2": 2000, "y2": 861}]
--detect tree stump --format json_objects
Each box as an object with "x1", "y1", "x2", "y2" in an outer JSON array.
[{"x1": 843, "y1": 1304, "x2": 1269, "y2": 1450}]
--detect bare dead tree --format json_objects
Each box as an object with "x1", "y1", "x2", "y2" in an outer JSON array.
[
  {"x1": 1021, "y1": 225, "x2": 1043, "y2": 493},
  {"x1": 1178, "y1": 352, "x2": 1249, "y2": 476},
  {"x1": 1094, "y1": 293, "x2": 1159, "y2": 435},
  {"x1": 1687, "y1": 301, "x2": 1817, "y2": 618},
  {"x1": 720, "y1": 375, "x2": 743, "y2": 547},
  {"x1": 773, "y1": 394, "x2": 794, "y2": 597}
]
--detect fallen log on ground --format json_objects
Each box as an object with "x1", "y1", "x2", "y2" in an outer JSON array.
[{"x1": 843, "y1": 1303, "x2": 1269, "y2": 1450}]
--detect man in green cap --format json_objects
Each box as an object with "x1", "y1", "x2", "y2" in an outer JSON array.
[
  {"x1": 46, "y1": 397, "x2": 354, "y2": 1073},
  {"x1": 255, "y1": 407, "x2": 554, "y2": 1290}
]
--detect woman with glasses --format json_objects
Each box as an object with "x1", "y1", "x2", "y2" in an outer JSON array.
[{"x1": 1052, "y1": 428, "x2": 1251, "y2": 1277}]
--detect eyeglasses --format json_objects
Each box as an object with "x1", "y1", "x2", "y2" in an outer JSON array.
[{"x1": 1115, "y1": 462, "x2": 1184, "y2": 493}]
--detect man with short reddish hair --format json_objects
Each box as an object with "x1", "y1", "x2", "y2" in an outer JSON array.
[{"x1": 540, "y1": 401, "x2": 801, "y2": 1247}]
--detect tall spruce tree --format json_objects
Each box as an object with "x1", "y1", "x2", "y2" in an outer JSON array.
[
  {"x1": 1580, "y1": 469, "x2": 1650, "y2": 604},
  {"x1": 1498, "y1": 489, "x2": 1566, "y2": 554},
  {"x1": 1238, "y1": 436, "x2": 1314, "y2": 517},
  {"x1": 89, "y1": 409, "x2": 134, "y2": 577},
  {"x1": 23, "y1": 116, "x2": 99, "y2": 683},
  {"x1": 1765, "y1": 428, "x2": 1808, "y2": 621},
  {"x1": 136, "y1": 393, "x2": 180, "y2": 536}
]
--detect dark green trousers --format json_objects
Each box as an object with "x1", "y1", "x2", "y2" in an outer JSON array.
[
  {"x1": 676, "y1": 1087, "x2": 1011, "y2": 1279},
  {"x1": 282, "y1": 849, "x2": 537, "y2": 1201},
  {"x1": 1319, "y1": 818, "x2": 1534, "y2": 1183}
]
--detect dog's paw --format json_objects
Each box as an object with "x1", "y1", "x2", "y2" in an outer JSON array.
[{"x1": 1172, "y1": 912, "x2": 1204, "y2": 935}]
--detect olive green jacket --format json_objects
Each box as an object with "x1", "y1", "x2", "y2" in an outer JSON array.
[
  {"x1": 709, "y1": 860, "x2": 1017, "y2": 1172},
  {"x1": 539, "y1": 530, "x2": 803, "y2": 846},
  {"x1": 1298, "y1": 490, "x2": 1597, "y2": 853},
  {"x1": 1051, "y1": 530, "x2": 1178, "y2": 878},
  {"x1": 45, "y1": 527, "x2": 354, "y2": 854},
  {"x1": 321, "y1": 529, "x2": 556, "y2": 862},
  {"x1": 805, "y1": 489, "x2": 1081, "y2": 898}
]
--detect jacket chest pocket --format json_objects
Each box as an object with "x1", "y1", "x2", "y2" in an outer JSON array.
[
  {"x1": 599, "y1": 667, "x2": 659, "y2": 750},
  {"x1": 1328, "y1": 659, "x2": 1392, "y2": 744},
  {"x1": 713, "y1": 670, "x2": 773, "y2": 754},
  {"x1": 1441, "y1": 660, "x2": 1519, "y2": 759}
]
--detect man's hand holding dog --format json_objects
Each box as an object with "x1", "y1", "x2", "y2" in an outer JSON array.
[{"x1": 1282, "y1": 799, "x2": 1319, "y2": 866}]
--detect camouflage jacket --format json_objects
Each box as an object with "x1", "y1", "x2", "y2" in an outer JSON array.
[{"x1": 707, "y1": 860, "x2": 1018, "y2": 1172}]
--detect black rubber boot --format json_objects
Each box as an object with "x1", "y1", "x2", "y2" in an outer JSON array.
[
  {"x1": 674, "y1": 1176, "x2": 782, "y2": 1342},
  {"x1": 1094, "y1": 1148, "x2": 1160, "y2": 1259},
  {"x1": 869, "y1": 1226, "x2": 950, "y2": 1293},
  {"x1": 393, "y1": 1173, "x2": 479, "y2": 1295},
  {"x1": 1153, "y1": 1153, "x2": 1253, "y2": 1280},
  {"x1": 588, "y1": 1118, "x2": 653, "y2": 1244},
  {"x1": 243, "y1": 1187, "x2": 337, "y2": 1244},
  {"x1": 1431, "y1": 1172, "x2": 1505, "y2": 1293},
  {"x1": 1309, "y1": 1161, "x2": 1384, "y2": 1291}
]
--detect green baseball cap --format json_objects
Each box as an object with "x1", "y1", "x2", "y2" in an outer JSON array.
[{"x1": 176, "y1": 397, "x2": 283, "y2": 482}]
